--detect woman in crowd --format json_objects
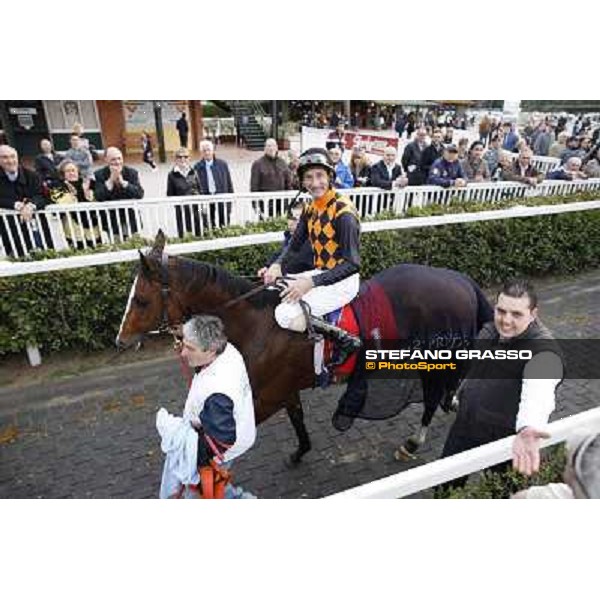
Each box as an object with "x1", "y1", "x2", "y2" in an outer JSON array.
[
  {"x1": 141, "y1": 131, "x2": 157, "y2": 171},
  {"x1": 348, "y1": 145, "x2": 371, "y2": 187},
  {"x1": 48, "y1": 159, "x2": 100, "y2": 247},
  {"x1": 460, "y1": 141, "x2": 491, "y2": 182},
  {"x1": 166, "y1": 147, "x2": 203, "y2": 237}
]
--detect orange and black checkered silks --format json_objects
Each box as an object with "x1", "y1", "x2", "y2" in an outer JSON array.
[{"x1": 305, "y1": 190, "x2": 360, "y2": 270}]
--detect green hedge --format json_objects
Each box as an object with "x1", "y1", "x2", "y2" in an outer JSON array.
[
  {"x1": 1, "y1": 191, "x2": 599, "y2": 355},
  {"x1": 434, "y1": 444, "x2": 567, "y2": 499}
]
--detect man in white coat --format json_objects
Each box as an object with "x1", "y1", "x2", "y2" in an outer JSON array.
[{"x1": 156, "y1": 315, "x2": 256, "y2": 498}]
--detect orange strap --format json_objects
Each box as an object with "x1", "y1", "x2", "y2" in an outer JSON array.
[{"x1": 196, "y1": 461, "x2": 232, "y2": 499}]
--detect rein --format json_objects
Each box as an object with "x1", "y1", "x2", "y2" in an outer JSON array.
[{"x1": 224, "y1": 277, "x2": 288, "y2": 308}]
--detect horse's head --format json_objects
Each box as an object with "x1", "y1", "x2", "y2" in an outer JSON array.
[{"x1": 116, "y1": 230, "x2": 185, "y2": 350}]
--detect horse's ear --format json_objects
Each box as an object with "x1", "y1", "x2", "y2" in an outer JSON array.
[
  {"x1": 152, "y1": 230, "x2": 166, "y2": 255},
  {"x1": 139, "y1": 249, "x2": 153, "y2": 278}
]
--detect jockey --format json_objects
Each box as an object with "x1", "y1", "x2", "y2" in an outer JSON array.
[{"x1": 261, "y1": 147, "x2": 362, "y2": 351}]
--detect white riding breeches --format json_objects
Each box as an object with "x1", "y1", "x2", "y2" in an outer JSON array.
[{"x1": 274, "y1": 269, "x2": 360, "y2": 331}]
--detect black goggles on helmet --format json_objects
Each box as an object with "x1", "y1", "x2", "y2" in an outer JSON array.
[{"x1": 298, "y1": 153, "x2": 333, "y2": 169}]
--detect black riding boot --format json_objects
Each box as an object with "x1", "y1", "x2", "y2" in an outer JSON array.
[{"x1": 307, "y1": 315, "x2": 362, "y2": 353}]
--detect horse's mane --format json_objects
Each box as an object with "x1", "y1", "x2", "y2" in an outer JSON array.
[{"x1": 174, "y1": 255, "x2": 280, "y2": 310}]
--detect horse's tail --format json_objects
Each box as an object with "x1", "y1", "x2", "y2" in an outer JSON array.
[{"x1": 466, "y1": 276, "x2": 494, "y2": 330}]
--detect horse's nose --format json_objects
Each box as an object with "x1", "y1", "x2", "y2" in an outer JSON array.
[{"x1": 115, "y1": 337, "x2": 127, "y2": 352}]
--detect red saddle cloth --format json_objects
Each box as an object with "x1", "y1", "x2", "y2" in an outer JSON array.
[
  {"x1": 323, "y1": 280, "x2": 398, "y2": 379},
  {"x1": 324, "y1": 304, "x2": 360, "y2": 378}
]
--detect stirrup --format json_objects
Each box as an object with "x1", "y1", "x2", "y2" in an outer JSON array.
[
  {"x1": 300, "y1": 300, "x2": 323, "y2": 343},
  {"x1": 307, "y1": 315, "x2": 361, "y2": 351}
]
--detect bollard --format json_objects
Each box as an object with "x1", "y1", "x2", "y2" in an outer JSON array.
[{"x1": 26, "y1": 345, "x2": 42, "y2": 367}]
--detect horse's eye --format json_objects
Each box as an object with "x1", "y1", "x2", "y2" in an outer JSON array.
[{"x1": 133, "y1": 296, "x2": 150, "y2": 308}]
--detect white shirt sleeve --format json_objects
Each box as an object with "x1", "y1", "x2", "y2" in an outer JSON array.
[{"x1": 515, "y1": 351, "x2": 563, "y2": 432}]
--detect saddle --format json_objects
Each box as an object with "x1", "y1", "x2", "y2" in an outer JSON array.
[{"x1": 321, "y1": 305, "x2": 360, "y2": 379}]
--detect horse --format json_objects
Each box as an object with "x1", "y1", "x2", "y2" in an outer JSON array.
[{"x1": 116, "y1": 230, "x2": 494, "y2": 464}]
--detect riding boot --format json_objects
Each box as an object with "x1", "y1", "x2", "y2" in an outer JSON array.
[
  {"x1": 307, "y1": 315, "x2": 362, "y2": 354},
  {"x1": 332, "y1": 352, "x2": 369, "y2": 432}
]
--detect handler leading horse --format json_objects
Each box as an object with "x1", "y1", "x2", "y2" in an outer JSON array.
[{"x1": 117, "y1": 231, "x2": 493, "y2": 463}]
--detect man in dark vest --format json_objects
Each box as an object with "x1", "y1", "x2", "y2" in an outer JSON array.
[{"x1": 440, "y1": 279, "x2": 564, "y2": 488}]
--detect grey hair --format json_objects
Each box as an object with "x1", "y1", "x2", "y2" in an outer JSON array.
[
  {"x1": 182, "y1": 315, "x2": 227, "y2": 354},
  {"x1": 568, "y1": 430, "x2": 600, "y2": 499}
]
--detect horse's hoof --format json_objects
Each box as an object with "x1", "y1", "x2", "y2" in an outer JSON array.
[
  {"x1": 284, "y1": 452, "x2": 303, "y2": 469},
  {"x1": 394, "y1": 446, "x2": 418, "y2": 461}
]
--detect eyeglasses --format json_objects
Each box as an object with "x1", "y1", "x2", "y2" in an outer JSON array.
[{"x1": 176, "y1": 155, "x2": 189, "y2": 159}]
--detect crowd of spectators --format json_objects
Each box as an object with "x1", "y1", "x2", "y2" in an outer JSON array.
[{"x1": 2, "y1": 111, "x2": 600, "y2": 257}]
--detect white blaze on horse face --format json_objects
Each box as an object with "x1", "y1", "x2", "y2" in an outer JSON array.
[{"x1": 117, "y1": 275, "x2": 138, "y2": 344}]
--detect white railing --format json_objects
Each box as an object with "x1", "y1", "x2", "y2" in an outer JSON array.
[
  {"x1": 325, "y1": 406, "x2": 600, "y2": 499},
  {"x1": 530, "y1": 154, "x2": 560, "y2": 174},
  {"x1": 2, "y1": 179, "x2": 600, "y2": 259},
  {"x1": 2, "y1": 200, "x2": 599, "y2": 278}
]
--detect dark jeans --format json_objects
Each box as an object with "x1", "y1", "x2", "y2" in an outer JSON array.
[{"x1": 436, "y1": 419, "x2": 513, "y2": 494}]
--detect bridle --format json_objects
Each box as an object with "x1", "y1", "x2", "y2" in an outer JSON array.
[{"x1": 145, "y1": 253, "x2": 187, "y2": 342}]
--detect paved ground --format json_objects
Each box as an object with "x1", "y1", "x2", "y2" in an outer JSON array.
[{"x1": 1, "y1": 270, "x2": 599, "y2": 498}]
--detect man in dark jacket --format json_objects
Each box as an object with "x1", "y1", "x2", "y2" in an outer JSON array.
[
  {"x1": 0, "y1": 145, "x2": 51, "y2": 256},
  {"x1": 369, "y1": 146, "x2": 408, "y2": 193},
  {"x1": 401, "y1": 127, "x2": 428, "y2": 185},
  {"x1": 439, "y1": 279, "x2": 563, "y2": 490},
  {"x1": 176, "y1": 112, "x2": 189, "y2": 148},
  {"x1": 34, "y1": 139, "x2": 61, "y2": 186},
  {"x1": 94, "y1": 147, "x2": 144, "y2": 238},
  {"x1": 427, "y1": 145, "x2": 467, "y2": 188},
  {"x1": 421, "y1": 129, "x2": 445, "y2": 178},
  {"x1": 502, "y1": 149, "x2": 542, "y2": 186},
  {"x1": 193, "y1": 140, "x2": 234, "y2": 228},
  {"x1": 250, "y1": 138, "x2": 293, "y2": 219}
]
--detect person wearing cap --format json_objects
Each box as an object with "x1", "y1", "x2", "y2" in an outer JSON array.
[
  {"x1": 261, "y1": 147, "x2": 361, "y2": 351},
  {"x1": 427, "y1": 145, "x2": 467, "y2": 188}
]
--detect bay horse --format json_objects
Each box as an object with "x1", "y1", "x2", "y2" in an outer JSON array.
[{"x1": 117, "y1": 231, "x2": 493, "y2": 464}]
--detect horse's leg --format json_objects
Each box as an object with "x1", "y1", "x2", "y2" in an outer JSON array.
[
  {"x1": 395, "y1": 374, "x2": 443, "y2": 461},
  {"x1": 285, "y1": 393, "x2": 311, "y2": 466}
]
